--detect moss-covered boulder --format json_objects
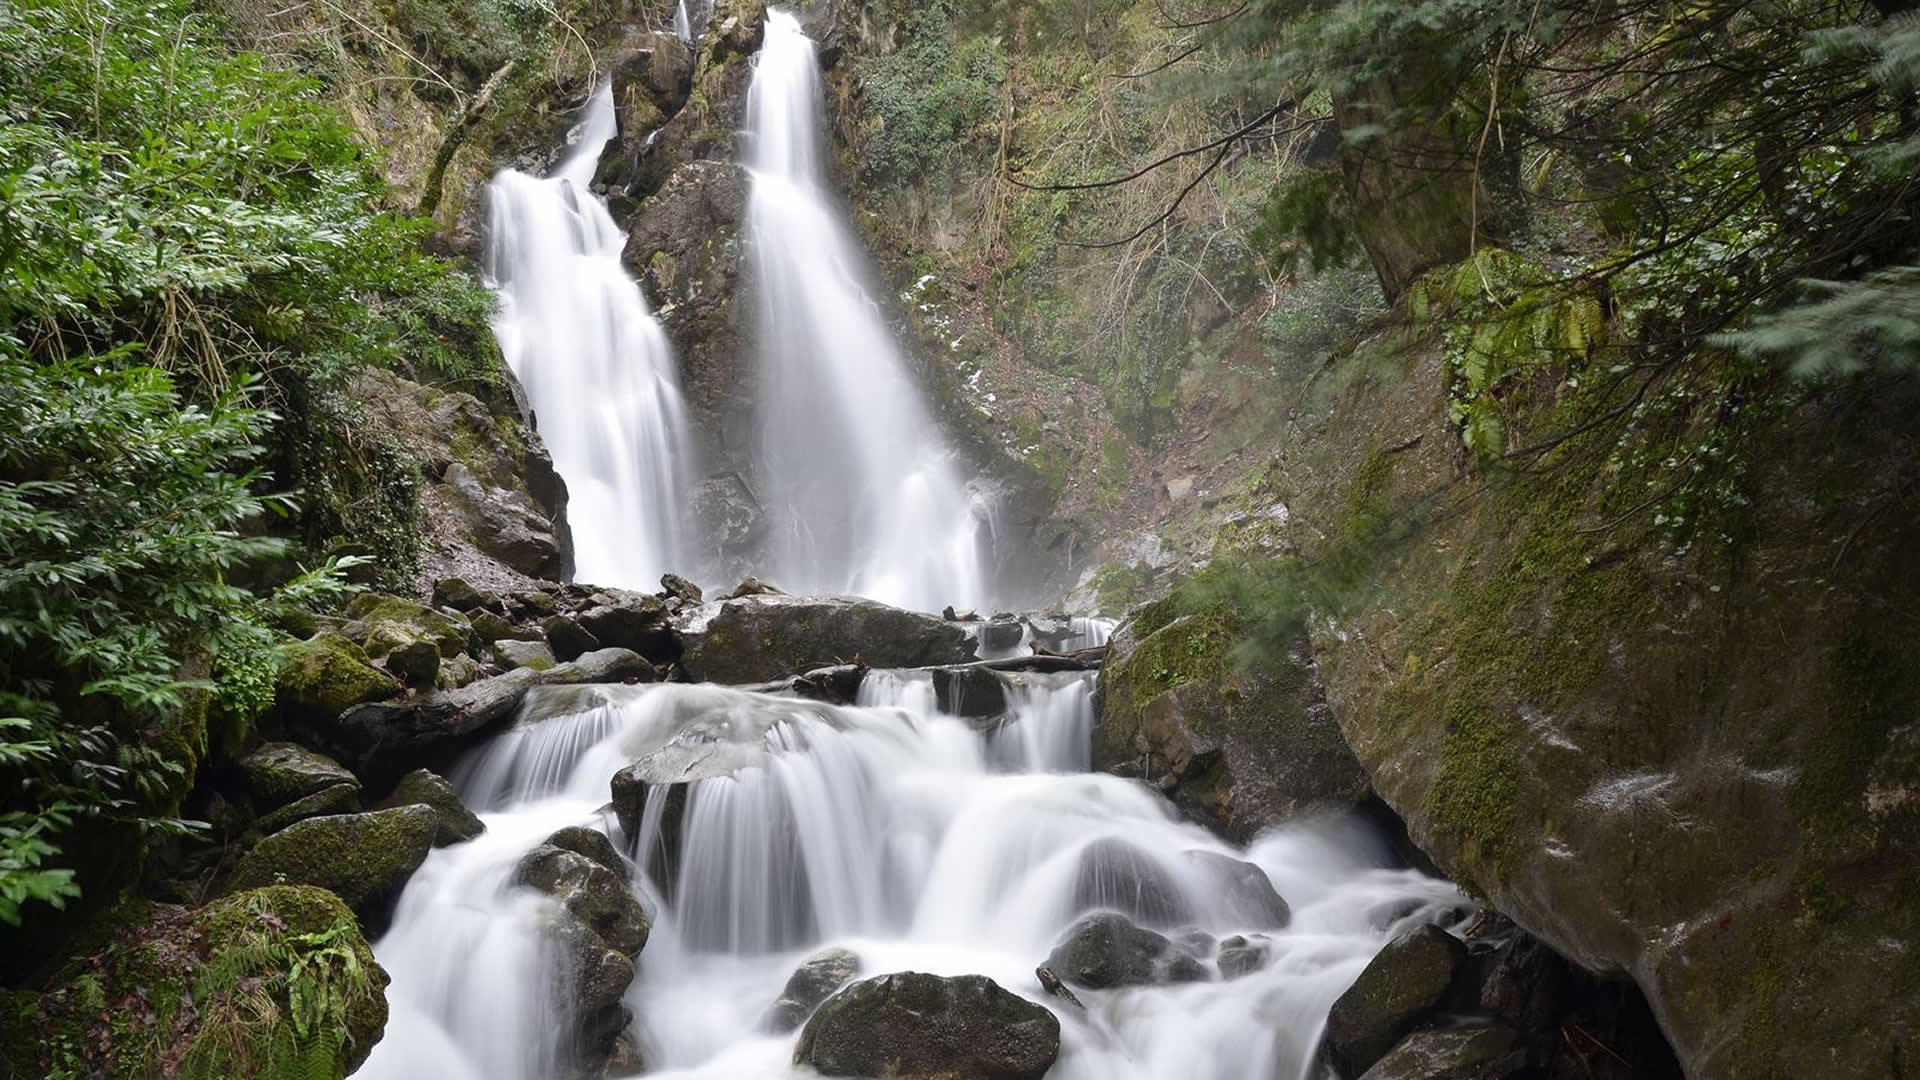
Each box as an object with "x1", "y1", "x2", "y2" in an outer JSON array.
[
  {"x1": 1094, "y1": 605, "x2": 1371, "y2": 839},
  {"x1": 10, "y1": 886, "x2": 387, "y2": 1080},
  {"x1": 342, "y1": 593, "x2": 473, "y2": 659},
  {"x1": 1357, "y1": 1025, "x2": 1527, "y2": 1080},
  {"x1": 228, "y1": 806, "x2": 437, "y2": 930},
  {"x1": 1325, "y1": 925, "x2": 1467, "y2": 1075},
  {"x1": 794, "y1": 972, "x2": 1060, "y2": 1080},
  {"x1": 237, "y1": 742, "x2": 360, "y2": 810},
  {"x1": 762, "y1": 946, "x2": 860, "y2": 1033},
  {"x1": 514, "y1": 833, "x2": 649, "y2": 957},
  {"x1": 377, "y1": 768, "x2": 485, "y2": 846},
  {"x1": 676, "y1": 594, "x2": 975, "y2": 684},
  {"x1": 1043, "y1": 911, "x2": 1207, "y2": 990},
  {"x1": 273, "y1": 631, "x2": 403, "y2": 724}
]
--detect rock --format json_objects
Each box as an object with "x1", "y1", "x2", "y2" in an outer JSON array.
[
  {"x1": 378, "y1": 769, "x2": 484, "y2": 846},
  {"x1": 434, "y1": 651, "x2": 485, "y2": 690},
  {"x1": 795, "y1": 972, "x2": 1060, "y2": 1080},
  {"x1": 1325, "y1": 925, "x2": 1468, "y2": 1076},
  {"x1": 444, "y1": 462, "x2": 572, "y2": 579},
  {"x1": 272, "y1": 631, "x2": 402, "y2": 725},
  {"x1": 254, "y1": 781, "x2": 360, "y2": 835},
  {"x1": 931, "y1": 664, "x2": 1007, "y2": 718},
  {"x1": 1095, "y1": 610, "x2": 1370, "y2": 839},
  {"x1": 1357, "y1": 1025, "x2": 1527, "y2": 1080},
  {"x1": 228, "y1": 806, "x2": 438, "y2": 931},
  {"x1": 574, "y1": 590, "x2": 680, "y2": 664},
  {"x1": 13, "y1": 886, "x2": 388, "y2": 1079},
  {"x1": 661, "y1": 572, "x2": 704, "y2": 605},
  {"x1": 761, "y1": 946, "x2": 860, "y2": 1033},
  {"x1": 1072, "y1": 836, "x2": 1192, "y2": 927},
  {"x1": 432, "y1": 576, "x2": 501, "y2": 613},
  {"x1": 307, "y1": 648, "x2": 657, "y2": 780},
  {"x1": 515, "y1": 836, "x2": 649, "y2": 957},
  {"x1": 691, "y1": 475, "x2": 764, "y2": 572},
  {"x1": 470, "y1": 609, "x2": 540, "y2": 644},
  {"x1": 541, "y1": 824, "x2": 626, "y2": 877},
  {"x1": 1183, "y1": 850, "x2": 1291, "y2": 929},
  {"x1": 980, "y1": 613, "x2": 1025, "y2": 651},
  {"x1": 676, "y1": 593, "x2": 974, "y2": 684},
  {"x1": 543, "y1": 910, "x2": 637, "y2": 1073},
  {"x1": 343, "y1": 593, "x2": 472, "y2": 659},
  {"x1": 237, "y1": 741, "x2": 360, "y2": 809},
  {"x1": 496, "y1": 637, "x2": 558, "y2": 671},
  {"x1": 541, "y1": 613, "x2": 602, "y2": 662},
  {"x1": 1472, "y1": 926, "x2": 1569, "y2": 1039},
  {"x1": 727, "y1": 576, "x2": 784, "y2": 598},
  {"x1": 1044, "y1": 911, "x2": 1208, "y2": 989},
  {"x1": 384, "y1": 637, "x2": 441, "y2": 688},
  {"x1": 1216, "y1": 934, "x2": 1270, "y2": 979}
]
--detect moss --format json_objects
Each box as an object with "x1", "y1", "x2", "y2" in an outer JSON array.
[
  {"x1": 18, "y1": 887, "x2": 387, "y2": 1080},
  {"x1": 1088, "y1": 565, "x2": 1153, "y2": 614},
  {"x1": 227, "y1": 806, "x2": 437, "y2": 911},
  {"x1": 1794, "y1": 630, "x2": 1918, "y2": 854},
  {"x1": 343, "y1": 594, "x2": 471, "y2": 658},
  {"x1": 274, "y1": 632, "x2": 402, "y2": 720}
]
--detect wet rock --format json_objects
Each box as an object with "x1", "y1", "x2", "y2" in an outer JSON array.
[
  {"x1": 541, "y1": 613, "x2": 602, "y2": 662},
  {"x1": 1072, "y1": 836, "x2": 1192, "y2": 928},
  {"x1": 980, "y1": 613, "x2": 1025, "y2": 651},
  {"x1": 1044, "y1": 912, "x2": 1208, "y2": 990},
  {"x1": 1325, "y1": 925, "x2": 1468, "y2": 1076},
  {"x1": 1472, "y1": 925, "x2": 1569, "y2": 1038},
  {"x1": 676, "y1": 594, "x2": 975, "y2": 683},
  {"x1": 692, "y1": 475, "x2": 765, "y2": 571},
  {"x1": 661, "y1": 572, "x2": 704, "y2": 606},
  {"x1": 574, "y1": 590, "x2": 680, "y2": 664},
  {"x1": 1357, "y1": 1025, "x2": 1527, "y2": 1080},
  {"x1": 228, "y1": 806, "x2": 438, "y2": 931},
  {"x1": 1095, "y1": 613, "x2": 1371, "y2": 839},
  {"x1": 237, "y1": 742, "x2": 359, "y2": 809},
  {"x1": 544, "y1": 910, "x2": 637, "y2": 1073},
  {"x1": 795, "y1": 971, "x2": 1060, "y2": 1080},
  {"x1": 727, "y1": 576, "x2": 784, "y2": 599},
  {"x1": 761, "y1": 946, "x2": 860, "y2": 1033},
  {"x1": 496, "y1": 637, "x2": 558, "y2": 671},
  {"x1": 254, "y1": 781, "x2": 360, "y2": 835},
  {"x1": 515, "y1": 836, "x2": 649, "y2": 957},
  {"x1": 272, "y1": 631, "x2": 402, "y2": 726},
  {"x1": 1216, "y1": 934, "x2": 1270, "y2": 979},
  {"x1": 377, "y1": 769, "x2": 484, "y2": 847},
  {"x1": 1183, "y1": 850, "x2": 1291, "y2": 929},
  {"x1": 542, "y1": 825, "x2": 626, "y2": 877},
  {"x1": 931, "y1": 664, "x2": 1007, "y2": 718},
  {"x1": 303, "y1": 648, "x2": 657, "y2": 782}
]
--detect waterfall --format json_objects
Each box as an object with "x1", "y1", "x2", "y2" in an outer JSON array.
[
  {"x1": 742, "y1": 11, "x2": 989, "y2": 613},
  {"x1": 672, "y1": 0, "x2": 692, "y2": 42},
  {"x1": 360, "y1": 675, "x2": 1471, "y2": 1080},
  {"x1": 486, "y1": 84, "x2": 695, "y2": 588}
]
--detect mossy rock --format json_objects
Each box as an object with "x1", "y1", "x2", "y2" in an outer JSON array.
[
  {"x1": 14, "y1": 886, "x2": 387, "y2": 1080},
  {"x1": 228, "y1": 806, "x2": 437, "y2": 929},
  {"x1": 274, "y1": 632, "x2": 403, "y2": 723},
  {"x1": 238, "y1": 742, "x2": 360, "y2": 810},
  {"x1": 794, "y1": 972, "x2": 1059, "y2": 1080},
  {"x1": 377, "y1": 768, "x2": 485, "y2": 847},
  {"x1": 343, "y1": 593, "x2": 472, "y2": 659}
]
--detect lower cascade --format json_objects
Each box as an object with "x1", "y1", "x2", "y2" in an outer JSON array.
[{"x1": 359, "y1": 671, "x2": 1467, "y2": 1080}]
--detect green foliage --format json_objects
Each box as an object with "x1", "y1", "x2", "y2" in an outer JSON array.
[
  {"x1": 1259, "y1": 264, "x2": 1383, "y2": 361},
  {"x1": 1252, "y1": 170, "x2": 1362, "y2": 278},
  {"x1": 1722, "y1": 267, "x2": 1920, "y2": 378},
  {"x1": 857, "y1": 0, "x2": 1007, "y2": 187}
]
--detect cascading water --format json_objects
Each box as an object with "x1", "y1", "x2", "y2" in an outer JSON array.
[
  {"x1": 742, "y1": 11, "x2": 989, "y2": 613},
  {"x1": 486, "y1": 85, "x2": 696, "y2": 588},
  {"x1": 361, "y1": 674, "x2": 1470, "y2": 1080}
]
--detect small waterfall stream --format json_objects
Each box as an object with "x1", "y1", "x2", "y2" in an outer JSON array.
[
  {"x1": 360, "y1": 677, "x2": 1468, "y2": 1080},
  {"x1": 743, "y1": 11, "x2": 989, "y2": 612},
  {"x1": 486, "y1": 85, "x2": 696, "y2": 588}
]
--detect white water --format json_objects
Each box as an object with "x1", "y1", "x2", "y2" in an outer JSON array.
[
  {"x1": 486, "y1": 85, "x2": 696, "y2": 588},
  {"x1": 361, "y1": 674, "x2": 1470, "y2": 1080},
  {"x1": 742, "y1": 11, "x2": 990, "y2": 613}
]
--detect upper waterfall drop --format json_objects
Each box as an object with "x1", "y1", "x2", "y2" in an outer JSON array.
[
  {"x1": 486, "y1": 84, "x2": 695, "y2": 589},
  {"x1": 743, "y1": 10, "x2": 990, "y2": 614}
]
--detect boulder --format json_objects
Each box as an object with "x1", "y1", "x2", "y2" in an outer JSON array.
[
  {"x1": 254, "y1": 781, "x2": 360, "y2": 835},
  {"x1": 541, "y1": 614, "x2": 602, "y2": 662},
  {"x1": 377, "y1": 769, "x2": 485, "y2": 847},
  {"x1": 471, "y1": 610, "x2": 540, "y2": 645},
  {"x1": 761, "y1": 946, "x2": 860, "y2": 1032},
  {"x1": 1216, "y1": 934, "x2": 1270, "y2": 979},
  {"x1": 272, "y1": 631, "x2": 402, "y2": 725},
  {"x1": 342, "y1": 594, "x2": 472, "y2": 659},
  {"x1": 1183, "y1": 850, "x2": 1291, "y2": 929},
  {"x1": 727, "y1": 576, "x2": 784, "y2": 599},
  {"x1": 515, "y1": 835, "x2": 649, "y2": 957},
  {"x1": 1325, "y1": 925, "x2": 1468, "y2": 1076},
  {"x1": 384, "y1": 638, "x2": 441, "y2": 688},
  {"x1": 676, "y1": 594, "x2": 974, "y2": 685},
  {"x1": 1044, "y1": 912, "x2": 1208, "y2": 990},
  {"x1": 1071, "y1": 837, "x2": 1192, "y2": 928},
  {"x1": 931, "y1": 664, "x2": 1007, "y2": 718},
  {"x1": 432, "y1": 576, "x2": 501, "y2": 613},
  {"x1": 795, "y1": 972, "x2": 1060, "y2": 1080},
  {"x1": 301, "y1": 647, "x2": 657, "y2": 781},
  {"x1": 496, "y1": 637, "x2": 558, "y2": 671},
  {"x1": 434, "y1": 651, "x2": 485, "y2": 690},
  {"x1": 1095, "y1": 611, "x2": 1371, "y2": 840},
  {"x1": 980, "y1": 613, "x2": 1025, "y2": 651},
  {"x1": 661, "y1": 573, "x2": 704, "y2": 605},
  {"x1": 574, "y1": 590, "x2": 680, "y2": 664},
  {"x1": 12, "y1": 886, "x2": 388, "y2": 1080},
  {"x1": 540, "y1": 911, "x2": 637, "y2": 1074},
  {"x1": 228, "y1": 806, "x2": 438, "y2": 931},
  {"x1": 1357, "y1": 1025, "x2": 1527, "y2": 1080},
  {"x1": 237, "y1": 742, "x2": 359, "y2": 809}
]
